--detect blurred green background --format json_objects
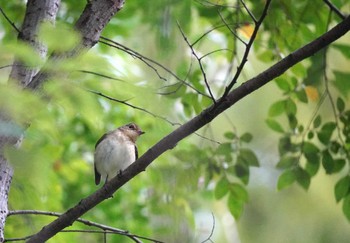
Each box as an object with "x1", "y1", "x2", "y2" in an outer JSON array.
[{"x1": 1, "y1": 0, "x2": 350, "y2": 242}]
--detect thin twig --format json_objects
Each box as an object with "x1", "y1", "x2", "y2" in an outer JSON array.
[
  {"x1": 323, "y1": 0, "x2": 346, "y2": 20},
  {"x1": 99, "y1": 37, "x2": 210, "y2": 98},
  {"x1": 90, "y1": 89, "x2": 222, "y2": 144},
  {"x1": 240, "y1": 0, "x2": 257, "y2": 23},
  {"x1": 177, "y1": 21, "x2": 217, "y2": 104},
  {"x1": 194, "y1": 0, "x2": 240, "y2": 8},
  {"x1": 222, "y1": 0, "x2": 272, "y2": 97},
  {"x1": 200, "y1": 212, "x2": 215, "y2": 243},
  {"x1": 7, "y1": 210, "x2": 162, "y2": 243},
  {"x1": 217, "y1": 11, "x2": 247, "y2": 45},
  {"x1": 78, "y1": 70, "x2": 126, "y2": 82},
  {"x1": 0, "y1": 5, "x2": 20, "y2": 32},
  {"x1": 88, "y1": 89, "x2": 181, "y2": 126}
]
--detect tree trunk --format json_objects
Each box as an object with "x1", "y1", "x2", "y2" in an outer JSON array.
[{"x1": 0, "y1": 0, "x2": 60, "y2": 241}]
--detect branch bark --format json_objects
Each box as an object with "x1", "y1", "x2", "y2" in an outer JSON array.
[
  {"x1": 9, "y1": 0, "x2": 60, "y2": 86},
  {"x1": 27, "y1": 0, "x2": 125, "y2": 90},
  {"x1": 26, "y1": 15, "x2": 350, "y2": 243}
]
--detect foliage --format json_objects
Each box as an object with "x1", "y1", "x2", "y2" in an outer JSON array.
[{"x1": 0, "y1": 0, "x2": 350, "y2": 242}]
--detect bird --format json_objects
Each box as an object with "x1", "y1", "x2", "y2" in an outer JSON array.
[{"x1": 94, "y1": 123, "x2": 145, "y2": 185}]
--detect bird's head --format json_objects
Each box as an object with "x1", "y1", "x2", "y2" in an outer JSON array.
[{"x1": 119, "y1": 123, "x2": 145, "y2": 142}]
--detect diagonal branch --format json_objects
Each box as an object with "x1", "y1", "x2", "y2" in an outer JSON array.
[
  {"x1": 26, "y1": 14, "x2": 350, "y2": 243},
  {"x1": 0, "y1": 5, "x2": 20, "y2": 32},
  {"x1": 323, "y1": 0, "x2": 346, "y2": 20}
]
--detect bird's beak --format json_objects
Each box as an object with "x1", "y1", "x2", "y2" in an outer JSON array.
[{"x1": 138, "y1": 130, "x2": 145, "y2": 135}]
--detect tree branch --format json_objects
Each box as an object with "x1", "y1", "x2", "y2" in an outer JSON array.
[
  {"x1": 26, "y1": 0, "x2": 125, "y2": 90},
  {"x1": 26, "y1": 14, "x2": 350, "y2": 243},
  {"x1": 9, "y1": 0, "x2": 60, "y2": 86},
  {"x1": 323, "y1": 0, "x2": 346, "y2": 20},
  {"x1": 8, "y1": 210, "x2": 163, "y2": 243}
]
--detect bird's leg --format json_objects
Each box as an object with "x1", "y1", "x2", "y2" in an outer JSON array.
[{"x1": 117, "y1": 169, "x2": 123, "y2": 178}]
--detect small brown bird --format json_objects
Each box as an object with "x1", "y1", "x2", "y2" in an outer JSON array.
[{"x1": 94, "y1": 123, "x2": 145, "y2": 185}]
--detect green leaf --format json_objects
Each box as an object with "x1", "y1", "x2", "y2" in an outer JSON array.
[
  {"x1": 322, "y1": 150, "x2": 334, "y2": 174},
  {"x1": 215, "y1": 176, "x2": 229, "y2": 199},
  {"x1": 238, "y1": 149, "x2": 259, "y2": 167},
  {"x1": 336, "y1": 97, "x2": 345, "y2": 113},
  {"x1": 224, "y1": 131, "x2": 236, "y2": 140},
  {"x1": 295, "y1": 167, "x2": 311, "y2": 190},
  {"x1": 275, "y1": 78, "x2": 291, "y2": 92},
  {"x1": 304, "y1": 153, "x2": 320, "y2": 177},
  {"x1": 335, "y1": 176, "x2": 350, "y2": 203},
  {"x1": 307, "y1": 131, "x2": 314, "y2": 139},
  {"x1": 295, "y1": 89, "x2": 308, "y2": 103},
  {"x1": 285, "y1": 98, "x2": 297, "y2": 115},
  {"x1": 276, "y1": 156, "x2": 298, "y2": 169},
  {"x1": 39, "y1": 22, "x2": 80, "y2": 52},
  {"x1": 266, "y1": 119, "x2": 284, "y2": 133},
  {"x1": 277, "y1": 169, "x2": 296, "y2": 190},
  {"x1": 278, "y1": 136, "x2": 298, "y2": 155},
  {"x1": 317, "y1": 122, "x2": 336, "y2": 145},
  {"x1": 333, "y1": 159, "x2": 346, "y2": 173},
  {"x1": 230, "y1": 183, "x2": 248, "y2": 203},
  {"x1": 302, "y1": 142, "x2": 319, "y2": 154},
  {"x1": 240, "y1": 133, "x2": 253, "y2": 143},
  {"x1": 288, "y1": 114, "x2": 298, "y2": 130},
  {"x1": 228, "y1": 192, "x2": 244, "y2": 219},
  {"x1": 235, "y1": 163, "x2": 249, "y2": 185},
  {"x1": 268, "y1": 100, "x2": 285, "y2": 117},
  {"x1": 216, "y1": 142, "x2": 232, "y2": 155},
  {"x1": 313, "y1": 115, "x2": 322, "y2": 128},
  {"x1": 333, "y1": 71, "x2": 350, "y2": 97},
  {"x1": 342, "y1": 194, "x2": 350, "y2": 222}
]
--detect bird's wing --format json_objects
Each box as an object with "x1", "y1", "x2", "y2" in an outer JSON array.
[
  {"x1": 95, "y1": 132, "x2": 110, "y2": 148},
  {"x1": 135, "y1": 145, "x2": 139, "y2": 160},
  {"x1": 94, "y1": 163, "x2": 101, "y2": 185}
]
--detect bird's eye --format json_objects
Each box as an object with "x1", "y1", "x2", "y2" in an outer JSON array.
[{"x1": 128, "y1": 124, "x2": 136, "y2": 130}]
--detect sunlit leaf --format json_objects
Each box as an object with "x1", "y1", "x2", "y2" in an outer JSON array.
[
  {"x1": 238, "y1": 23, "x2": 254, "y2": 39},
  {"x1": 305, "y1": 86, "x2": 319, "y2": 101}
]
